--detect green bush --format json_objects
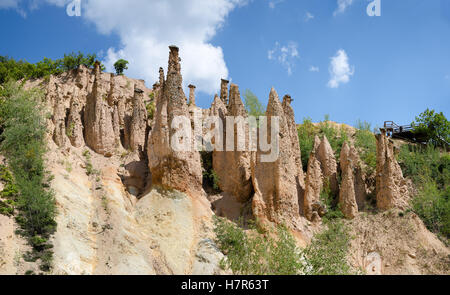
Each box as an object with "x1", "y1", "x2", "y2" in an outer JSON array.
[
  {"x1": 412, "y1": 179, "x2": 449, "y2": 239},
  {"x1": 146, "y1": 94, "x2": 156, "y2": 121},
  {"x1": 214, "y1": 216, "x2": 304, "y2": 275},
  {"x1": 398, "y1": 144, "x2": 449, "y2": 240},
  {"x1": 303, "y1": 219, "x2": 353, "y2": 275},
  {"x1": 320, "y1": 181, "x2": 344, "y2": 220},
  {"x1": 200, "y1": 151, "x2": 220, "y2": 193},
  {"x1": 297, "y1": 117, "x2": 318, "y2": 170},
  {"x1": 0, "y1": 82, "x2": 56, "y2": 271},
  {"x1": 243, "y1": 90, "x2": 265, "y2": 118},
  {"x1": 354, "y1": 120, "x2": 377, "y2": 174},
  {"x1": 214, "y1": 214, "x2": 354, "y2": 275},
  {"x1": 0, "y1": 53, "x2": 104, "y2": 84}
]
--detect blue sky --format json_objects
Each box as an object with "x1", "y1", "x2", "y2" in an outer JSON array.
[{"x1": 0, "y1": 0, "x2": 449, "y2": 128}]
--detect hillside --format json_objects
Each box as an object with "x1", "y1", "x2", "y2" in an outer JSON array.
[{"x1": 0, "y1": 47, "x2": 448, "y2": 275}]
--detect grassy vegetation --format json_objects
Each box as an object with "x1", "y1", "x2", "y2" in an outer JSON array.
[
  {"x1": 398, "y1": 145, "x2": 449, "y2": 241},
  {"x1": 302, "y1": 220, "x2": 353, "y2": 275},
  {"x1": 354, "y1": 120, "x2": 377, "y2": 175},
  {"x1": 0, "y1": 81, "x2": 56, "y2": 272},
  {"x1": 214, "y1": 210, "x2": 354, "y2": 275},
  {"x1": 320, "y1": 180, "x2": 344, "y2": 220},
  {"x1": 214, "y1": 217, "x2": 304, "y2": 275}
]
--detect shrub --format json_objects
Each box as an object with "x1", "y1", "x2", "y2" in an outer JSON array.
[
  {"x1": 214, "y1": 216, "x2": 304, "y2": 275},
  {"x1": 398, "y1": 144, "x2": 449, "y2": 240},
  {"x1": 302, "y1": 219, "x2": 353, "y2": 275},
  {"x1": 200, "y1": 152, "x2": 220, "y2": 192},
  {"x1": 297, "y1": 117, "x2": 318, "y2": 170},
  {"x1": 146, "y1": 99, "x2": 155, "y2": 121},
  {"x1": 354, "y1": 120, "x2": 377, "y2": 174},
  {"x1": 320, "y1": 181, "x2": 344, "y2": 220},
  {"x1": 0, "y1": 82, "x2": 56, "y2": 271},
  {"x1": 243, "y1": 90, "x2": 265, "y2": 118},
  {"x1": 412, "y1": 179, "x2": 450, "y2": 239}
]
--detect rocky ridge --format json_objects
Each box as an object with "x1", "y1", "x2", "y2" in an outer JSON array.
[{"x1": 0, "y1": 46, "x2": 445, "y2": 275}]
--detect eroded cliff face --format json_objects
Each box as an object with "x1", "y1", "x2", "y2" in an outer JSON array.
[
  {"x1": 251, "y1": 88, "x2": 309, "y2": 234},
  {"x1": 213, "y1": 84, "x2": 252, "y2": 203},
  {"x1": 148, "y1": 46, "x2": 203, "y2": 196},
  {"x1": 1, "y1": 46, "x2": 445, "y2": 275},
  {"x1": 1, "y1": 46, "x2": 225, "y2": 275},
  {"x1": 46, "y1": 146, "x2": 224, "y2": 275}
]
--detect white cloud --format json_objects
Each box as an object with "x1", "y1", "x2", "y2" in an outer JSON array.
[
  {"x1": 268, "y1": 0, "x2": 284, "y2": 9},
  {"x1": 309, "y1": 66, "x2": 319, "y2": 72},
  {"x1": 327, "y1": 49, "x2": 354, "y2": 88},
  {"x1": 304, "y1": 11, "x2": 314, "y2": 22},
  {"x1": 334, "y1": 0, "x2": 354, "y2": 16},
  {"x1": 268, "y1": 41, "x2": 299, "y2": 75},
  {"x1": 84, "y1": 0, "x2": 249, "y2": 95},
  {"x1": 1, "y1": 0, "x2": 247, "y2": 95}
]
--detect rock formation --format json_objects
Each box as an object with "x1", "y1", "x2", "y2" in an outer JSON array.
[
  {"x1": 148, "y1": 46, "x2": 203, "y2": 195},
  {"x1": 251, "y1": 88, "x2": 301, "y2": 228},
  {"x1": 339, "y1": 142, "x2": 359, "y2": 219},
  {"x1": 282, "y1": 95, "x2": 306, "y2": 213},
  {"x1": 188, "y1": 84, "x2": 196, "y2": 106},
  {"x1": 316, "y1": 135, "x2": 339, "y2": 196},
  {"x1": 376, "y1": 132, "x2": 409, "y2": 210},
  {"x1": 129, "y1": 87, "x2": 148, "y2": 153},
  {"x1": 214, "y1": 84, "x2": 252, "y2": 203},
  {"x1": 303, "y1": 136, "x2": 323, "y2": 222},
  {"x1": 67, "y1": 94, "x2": 85, "y2": 148},
  {"x1": 52, "y1": 99, "x2": 68, "y2": 147},
  {"x1": 220, "y1": 79, "x2": 229, "y2": 105},
  {"x1": 84, "y1": 62, "x2": 117, "y2": 156}
]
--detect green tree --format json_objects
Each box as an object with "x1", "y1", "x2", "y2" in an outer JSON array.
[
  {"x1": 243, "y1": 89, "x2": 265, "y2": 117},
  {"x1": 412, "y1": 108, "x2": 449, "y2": 147},
  {"x1": 114, "y1": 59, "x2": 129, "y2": 75},
  {"x1": 0, "y1": 82, "x2": 56, "y2": 271}
]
